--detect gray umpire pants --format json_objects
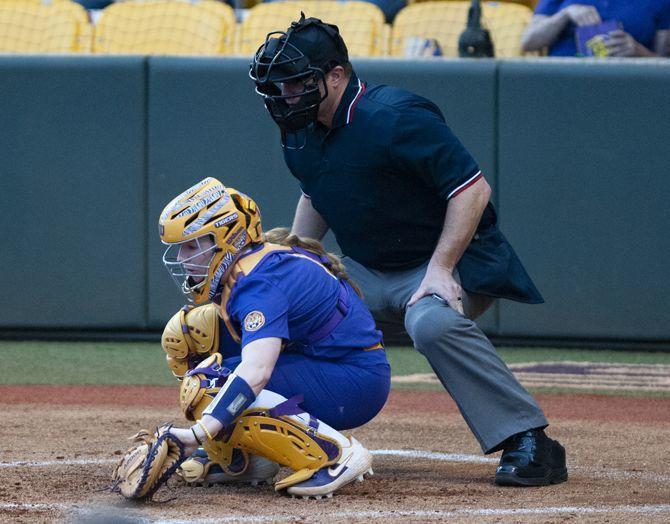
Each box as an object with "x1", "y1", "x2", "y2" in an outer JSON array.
[{"x1": 343, "y1": 256, "x2": 548, "y2": 454}]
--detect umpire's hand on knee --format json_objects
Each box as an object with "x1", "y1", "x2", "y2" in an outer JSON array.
[{"x1": 407, "y1": 266, "x2": 464, "y2": 315}]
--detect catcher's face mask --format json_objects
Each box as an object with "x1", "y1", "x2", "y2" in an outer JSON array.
[
  {"x1": 163, "y1": 234, "x2": 218, "y2": 300},
  {"x1": 159, "y1": 177, "x2": 263, "y2": 304},
  {"x1": 250, "y1": 14, "x2": 348, "y2": 149}
]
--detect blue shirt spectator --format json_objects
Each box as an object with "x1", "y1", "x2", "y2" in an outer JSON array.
[
  {"x1": 363, "y1": 0, "x2": 406, "y2": 23},
  {"x1": 73, "y1": 0, "x2": 112, "y2": 9},
  {"x1": 522, "y1": 0, "x2": 670, "y2": 56}
]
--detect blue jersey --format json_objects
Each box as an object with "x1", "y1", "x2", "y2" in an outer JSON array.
[
  {"x1": 536, "y1": 0, "x2": 670, "y2": 56},
  {"x1": 224, "y1": 246, "x2": 383, "y2": 360}
]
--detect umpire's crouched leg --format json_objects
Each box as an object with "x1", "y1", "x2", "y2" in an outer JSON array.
[{"x1": 404, "y1": 295, "x2": 548, "y2": 453}]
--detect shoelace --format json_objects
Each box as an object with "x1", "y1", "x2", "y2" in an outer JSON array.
[{"x1": 506, "y1": 430, "x2": 539, "y2": 454}]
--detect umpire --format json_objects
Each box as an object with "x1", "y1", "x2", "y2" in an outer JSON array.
[{"x1": 250, "y1": 14, "x2": 567, "y2": 487}]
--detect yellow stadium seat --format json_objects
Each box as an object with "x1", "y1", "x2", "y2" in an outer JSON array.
[
  {"x1": 307, "y1": 1, "x2": 385, "y2": 57},
  {"x1": 237, "y1": 1, "x2": 386, "y2": 57},
  {"x1": 93, "y1": 0, "x2": 236, "y2": 55},
  {"x1": 391, "y1": 1, "x2": 533, "y2": 57},
  {"x1": 408, "y1": 0, "x2": 537, "y2": 8},
  {"x1": 236, "y1": 2, "x2": 301, "y2": 56},
  {"x1": 0, "y1": 0, "x2": 91, "y2": 52}
]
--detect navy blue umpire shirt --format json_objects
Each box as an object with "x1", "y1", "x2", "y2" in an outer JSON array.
[{"x1": 284, "y1": 72, "x2": 543, "y2": 304}]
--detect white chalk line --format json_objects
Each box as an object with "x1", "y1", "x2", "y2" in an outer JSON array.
[
  {"x1": 2, "y1": 503, "x2": 670, "y2": 522},
  {"x1": 1, "y1": 450, "x2": 668, "y2": 485},
  {"x1": 0, "y1": 502, "x2": 69, "y2": 511},
  {"x1": 372, "y1": 450, "x2": 670, "y2": 484},
  {"x1": 0, "y1": 458, "x2": 117, "y2": 468},
  {"x1": 150, "y1": 505, "x2": 670, "y2": 522},
  {"x1": 373, "y1": 449, "x2": 497, "y2": 463}
]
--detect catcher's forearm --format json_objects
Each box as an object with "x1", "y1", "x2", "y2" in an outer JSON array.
[
  {"x1": 235, "y1": 337, "x2": 283, "y2": 394},
  {"x1": 185, "y1": 340, "x2": 282, "y2": 444},
  {"x1": 199, "y1": 373, "x2": 256, "y2": 431}
]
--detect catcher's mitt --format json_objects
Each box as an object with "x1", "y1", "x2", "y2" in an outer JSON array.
[{"x1": 111, "y1": 423, "x2": 187, "y2": 500}]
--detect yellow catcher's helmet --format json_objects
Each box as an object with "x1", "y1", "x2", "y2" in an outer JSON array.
[{"x1": 159, "y1": 177, "x2": 262, "y2": 304}]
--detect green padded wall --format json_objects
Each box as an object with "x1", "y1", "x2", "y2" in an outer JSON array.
[
  {"x1": 3, "y1": 56, "x2": 669, "y2": 342},
  {"x1": 497, "y1": 60, "x2": 670, "y2": 340},
  {"x1": 0, "y1": 57, "x2": 146, "y2": 328}
]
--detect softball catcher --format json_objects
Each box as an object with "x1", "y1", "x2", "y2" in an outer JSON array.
[{"x1": 113, "y1": 177, "x2": 390, "y2": 500}]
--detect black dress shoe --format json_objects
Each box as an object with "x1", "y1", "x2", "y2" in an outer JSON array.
[{"x1": 495, "y1": 429, "x2": 568, "y2": 487}]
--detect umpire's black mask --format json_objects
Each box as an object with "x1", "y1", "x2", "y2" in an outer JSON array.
[{"x1": 249, "y1": 13, "x2": 349, "y2": 148}]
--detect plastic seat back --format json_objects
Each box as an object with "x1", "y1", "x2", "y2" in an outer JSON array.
[
  {"x1": 392, "y1": 1, "x2": 532, "y2": 58},
  {"x1": 238, "y1": 1, "x2": 385, "y2": 57},
  {"x1": 93, "y1": 0, "x2": 235, "y2": 55},
  {"x1": 0, "y1": 0, "x2": 90, "y2": 52}
]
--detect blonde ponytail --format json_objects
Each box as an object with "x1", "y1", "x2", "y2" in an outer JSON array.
[{"x1": 263, "y1": 227, "x2": 362, "y2": 296}]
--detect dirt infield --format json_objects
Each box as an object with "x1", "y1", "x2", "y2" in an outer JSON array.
[
  {"x1": 394, "y1": 362, "x2": 670, "y2": 394},
  {"x1": 1, "y1": 386, "x2": 669, "y2": 523}
]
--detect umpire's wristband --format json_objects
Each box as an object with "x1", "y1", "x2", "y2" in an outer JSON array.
[{"x1": 202, "y1": 373, "x2": 256, "y2": 428}]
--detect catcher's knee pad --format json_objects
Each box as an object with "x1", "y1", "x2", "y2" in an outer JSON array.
[
  {"x1": 162, "y1": 303, "x2": 220, "y2": 378},
  {"x1": 226, "y1": 406, "x2": 343, "y2": 490}
]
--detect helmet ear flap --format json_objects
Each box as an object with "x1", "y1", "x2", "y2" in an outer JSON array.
[{"x1": 230, "y1": 192, "x2": 252, "y2": 221}]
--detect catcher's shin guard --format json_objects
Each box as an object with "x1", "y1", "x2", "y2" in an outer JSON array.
[
  {"x1": 180, "y1": 361, "x2": 373, "y2": 496},
  {"x1": 224, "y1": 390, "x2": 370, "y2": 494},
  {"x1": 178, "y1": 447, "x2": 279, "y2": 487}
]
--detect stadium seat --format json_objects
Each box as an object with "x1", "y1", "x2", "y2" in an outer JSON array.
[
  {"x1": 93, "y1": 0, "x2": 236, "y2": 55},
  {"x1": 0, "y1": 0, "x2": 91, "y2": 52},
  {"x1": 407, "y1": 0, "x2": 537, "y2": 8},
  {"x1": 391, "y1": 1, "x2": 533, "y2": 57},
  {"x1": 307, "y1": 1, "x2": 386, "y2": 57},
  {"x1": 237, "y1": 1, "x2": 386, "y2": 57}
]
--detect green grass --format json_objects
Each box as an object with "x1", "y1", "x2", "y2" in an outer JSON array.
[
  {"x1": 0, "y1": 341, "x2": 174, "y2": 385},
  {"x1": 0, "y1": 341, "x2": 668, "y2": 394}
]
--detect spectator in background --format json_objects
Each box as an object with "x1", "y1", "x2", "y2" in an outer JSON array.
[
  {"x1": 521, "y1": 1, "x2": 670, "y2": 56},
  {"x1": 73, "y1": 0, "x2": 113, "y2": 10},
  {"x1": 364, "y1": 0, "x2": 406, "y2": 23}
]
